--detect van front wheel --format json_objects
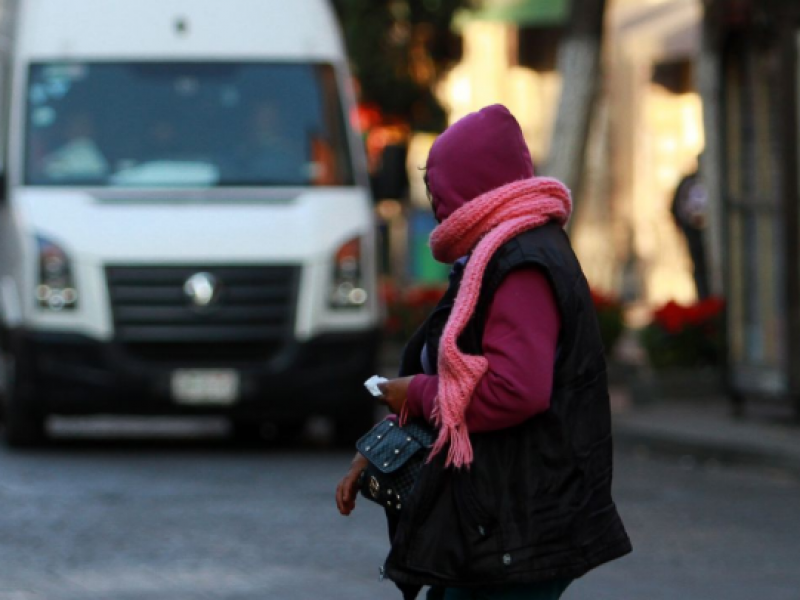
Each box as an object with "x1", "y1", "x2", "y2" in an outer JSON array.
[
  {"x1": 5, "y1": 402, "x2": 46, "y2": 448},
  {"x1": 2, "y1": 353, "x2": 47, "y2": 448}
]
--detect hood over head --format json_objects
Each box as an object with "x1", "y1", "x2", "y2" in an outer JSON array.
[{"x1": 425, "y1": 104, "x2": 534, "y2": 222}]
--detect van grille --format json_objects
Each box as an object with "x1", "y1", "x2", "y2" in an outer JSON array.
[{"x1": 105, "y1": 265, "x2": 299, "y2": 361}]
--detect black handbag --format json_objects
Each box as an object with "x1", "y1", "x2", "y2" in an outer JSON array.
[{"x1": 356, "y1": 418, "x2": 436, "y2": 515}]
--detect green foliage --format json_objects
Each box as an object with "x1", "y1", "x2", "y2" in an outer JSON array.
[
  {"x1": 596, "y1": 306, "x2": 624, "y2": 354},
  {"x1": 640, "y1": 325, "x2": 715, "y2": 370},
  {"x1": 590, "y1": 290, "x2": 625, "y2": 355},
  {"x1": 332, "y1": 0, "x2": 470, "y2": 130}
]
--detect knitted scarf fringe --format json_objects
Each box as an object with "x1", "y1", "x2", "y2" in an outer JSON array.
[{"x1": 426, "y1": 176, "x2": 572, "y2": 468}]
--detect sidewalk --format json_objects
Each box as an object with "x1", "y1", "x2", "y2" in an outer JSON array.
[{"x1": 611, "y1": 388, "x2": 800, "y2": 478}]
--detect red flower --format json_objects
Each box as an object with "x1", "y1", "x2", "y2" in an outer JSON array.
[
  {"x1": 405, "y1": 285, "x2": 446, "y2": 308},
  {"x1": 691, "y1": 297, "x2": 725, "y2": 324},
  {"x1": 383, "y1": 315, "x2": 402, "y2": 335},
  {"x1": 652, "y1": 297, "x2": 725, "y2": 333},
  {"x1": 654, "y1": 301, "x2": 686, "y2": 334},
  {"x1": 379, "y1": 280, "x2": 400, "y2": 306},
  {"x1": 590, "y1": 289, "x2": 622, "y2": 312}
]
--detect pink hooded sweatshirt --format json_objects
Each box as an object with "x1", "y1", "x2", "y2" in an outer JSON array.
[{"x1": 406, "y1": 105, "x2": 561, "y2": 432}]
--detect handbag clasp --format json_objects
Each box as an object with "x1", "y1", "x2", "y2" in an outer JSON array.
[{"x1": 369, "y1": 476, "x2": 381, "y2": 499}]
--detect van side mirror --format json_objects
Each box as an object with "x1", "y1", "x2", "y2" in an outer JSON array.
[{"x1": 371, "y1": 143, "x2": 408, "y2": 201}]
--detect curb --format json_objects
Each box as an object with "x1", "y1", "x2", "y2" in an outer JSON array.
[{"x1": 613, "y1": 420, "x2": 800, "y2": 479}]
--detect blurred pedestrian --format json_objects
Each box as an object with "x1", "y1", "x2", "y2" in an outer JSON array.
[
  {"x1": 671, "y1": 156, "x2": 710, "y2": 299},
  {"x1": 336, "y1": 105, "x2": 631, "y2": 599}
]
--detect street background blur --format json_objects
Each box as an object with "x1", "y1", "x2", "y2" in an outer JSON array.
[{"x1": 1, "y1": 0, "x2": 800, "y2": 599}]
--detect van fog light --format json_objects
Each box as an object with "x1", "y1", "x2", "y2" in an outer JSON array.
[
  {"x1": 36, "y1": 285, "x2": 78, "y2": 310},
  {"x1": 348, "y1": 287, "x2": 368, "y2": 305},
  {"x1": 48, "y1": 292, "x2": 66, "y2": 311},
  {"x1": 35, "y1": 285, "x2": 51, "y2": 302}
]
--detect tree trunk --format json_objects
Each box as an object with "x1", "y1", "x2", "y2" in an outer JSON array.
[{"x1": 543, "y1": 0, "x2": 606, "y2": 207}]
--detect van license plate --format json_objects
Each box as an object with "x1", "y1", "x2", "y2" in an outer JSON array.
[{"x1": 171, "y1": 369, "x2": 240, "y2": 405}]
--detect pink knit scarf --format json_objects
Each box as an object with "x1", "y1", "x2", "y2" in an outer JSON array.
[{"x1": 424, "y1": 176, "x2": 572, "y2": 468}]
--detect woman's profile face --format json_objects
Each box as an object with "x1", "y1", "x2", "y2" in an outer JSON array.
[{"x1": 423, "y1": 171, "x2": 441, "y2": 223}]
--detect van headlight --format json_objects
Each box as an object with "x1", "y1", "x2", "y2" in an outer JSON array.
[
  {"x1": 330, "y1": 236, "x2": 368, "y2": 309},
  {"x1": 35, "y1": 235, "x2": 78, "y2": 311}
]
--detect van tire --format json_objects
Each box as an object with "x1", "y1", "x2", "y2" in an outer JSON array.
[
  {"x1": 3, "y1": 385, "x2": 47, "y2": 448},
  {"x1": 1, "y1": 348, "x2": 47, "y2": 448}
]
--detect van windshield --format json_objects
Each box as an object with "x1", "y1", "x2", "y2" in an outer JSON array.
[{"x1": 25, "y1": 62, "x2": 355, "y2": 187}]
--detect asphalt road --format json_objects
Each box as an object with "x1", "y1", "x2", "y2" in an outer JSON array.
[{"x1": 0, "y1": 420, "x2": 798, "y2": 600}]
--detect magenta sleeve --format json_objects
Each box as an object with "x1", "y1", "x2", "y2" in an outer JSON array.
[
  {"x1": 404, "y1": 267, "x2": 560, "y2": 432},
  {"x1": 406, "y1": 374, "x2": 439, "y2": 422},
  {"x1": 465, "y1": 267, "x2": 561, "y2": 432}
]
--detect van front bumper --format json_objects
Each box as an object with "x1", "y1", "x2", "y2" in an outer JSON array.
[{"x1": 8, "y1": 328, "x2": 382, "y2": 419}]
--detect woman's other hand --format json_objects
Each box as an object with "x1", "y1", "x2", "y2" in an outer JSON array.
[
  {"x1": 377, "y1": 376, "x2": 414, "y2": 414},
  {"x1": 336, "y1": 452, "x2": 369, "y2": 516}
]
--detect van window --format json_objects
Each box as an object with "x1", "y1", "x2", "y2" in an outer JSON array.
[{"x1": 25, "y1": 62, "x2": 354, "y2": 187}]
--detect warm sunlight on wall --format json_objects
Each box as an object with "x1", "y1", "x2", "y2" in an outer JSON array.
[
  {"x1": 437, "y1": 20, "x2": 561, "y2": 167},
  {"x1": 633, "y1": 87, "x2": 705, "y2": 305}
]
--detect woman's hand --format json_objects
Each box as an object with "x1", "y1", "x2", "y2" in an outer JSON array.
[
  {"x1": 377, "y1": 376, "x2": 414, "y2": 414},
  {"x1": 336, "y1": 452, "x2": 369, "y2": 516}
]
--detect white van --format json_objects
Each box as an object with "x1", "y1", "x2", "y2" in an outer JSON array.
[{"x1": 0, "y1": 0, "x2": 381, "y2": 446}]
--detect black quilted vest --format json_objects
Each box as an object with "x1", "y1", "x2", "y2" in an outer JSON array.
[{"x1": 385, "y1": 222, "x2": 632, "y2": 589}]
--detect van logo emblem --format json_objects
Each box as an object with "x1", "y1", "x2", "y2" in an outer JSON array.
[{"x1": 183, "y1": 272, "x2": 220, "y2": 308}]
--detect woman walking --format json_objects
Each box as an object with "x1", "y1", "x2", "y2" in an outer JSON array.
[{"x1": 336, "y1": 104, "x2": 631, "y2": 599}]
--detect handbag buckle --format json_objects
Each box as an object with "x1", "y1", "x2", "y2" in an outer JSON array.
[{"x1": 369, "y1": 476, "x2": 381, "y2": 499}]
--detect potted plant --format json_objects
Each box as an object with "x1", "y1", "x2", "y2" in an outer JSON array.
[
  {"x1": 640, "y1": 297, "x2": 725, "y2": 368},
  {"x1": 633, "y1": 296, "x2": 725, "y2": 403}
]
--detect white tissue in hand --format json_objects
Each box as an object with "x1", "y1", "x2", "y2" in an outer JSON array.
[{"x1": 364, "y1": 375, "x2": 388, "y2": 397}]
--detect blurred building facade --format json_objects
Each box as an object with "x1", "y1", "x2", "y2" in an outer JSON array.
[
  {"x1": 701, "y1": 0, "x2": 800, "y2": 413},
  {"x1": 362, "y1": 0, "x2": 800, "y2": 413},
  {"x1": 433, "y1": 0, "x2": 705, "y2": 316}
]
